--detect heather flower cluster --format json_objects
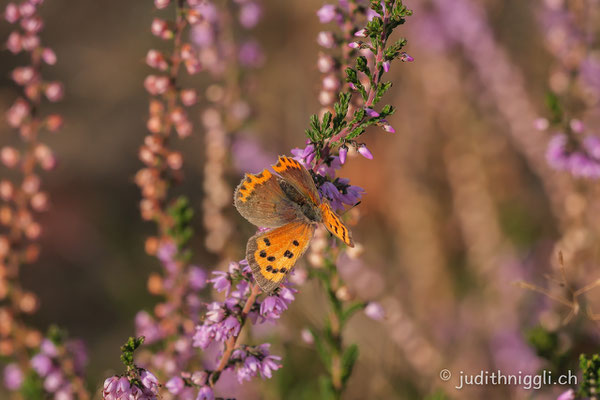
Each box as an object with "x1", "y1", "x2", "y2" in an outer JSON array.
[
  {"x1": 190, "y1": 0, "x2": 264, "y2": 253},
  {"x1": 537, "y1": 0, "x2": 600, "y2": 178},
  {"x1": 1, "y1": 1, "x2": 89, "y2": 398}
]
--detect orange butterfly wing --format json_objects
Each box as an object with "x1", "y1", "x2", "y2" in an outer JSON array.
[
  {"x1": 234, "y1": 168, "x2": 298, "y2": 228},
  {"x1": 319, "y1": 202, "x2": 354, "y2": 247},
  {"x1": 272, "y1": 156, "x2": 320, "y2": 205},
  {"x1": 246, "y1": 221, "x2": 315, "y2": 293}
]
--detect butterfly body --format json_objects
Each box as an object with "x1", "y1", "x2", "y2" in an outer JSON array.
[{"x1": 234, "y1": 156, "x2": 354, "y2": 293}]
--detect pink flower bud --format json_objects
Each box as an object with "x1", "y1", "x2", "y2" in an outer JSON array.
[
  {"x1": 186, "y1": 9, "x2": 201, "y2": 24},
  {"x1": 170, "y1": 107, "x2": 186, "y2": 124},
  {"x1": 354, "y1": 28, "x2": 367, "y2": 37},
  {"x1": 382, "y1": 121, "x2": 395, "y2": 133},
  {"x1": 301, "y1": 328, "x2": 314, "y2": 344},
  {"x1": 348, "y1": 41, "x2": 361, "y2": 49},
  {"x1": 45, "y1": 114, "x2": 63, "y2": 132},
  {"x1": 6, "y1": 99, "x2": 30, "y2": 127},
  {"x1": 358, "y1": 144, "x2": 373, "y2": 160},
  {"x1": 20, "y1": 16, "x2": 43, "y2": 33},
  {"x1": 34, "y1": 144, "x2": 57, "y2": 170},
  {"x1": 146, "y1": 116, "x2": 162, "y2": 133},
  {"x1": 339, "y1": 145, "x2": 348, "y2": 164},
  {"x1": 318, "y1": 90, "x2": 335, "y2": 106},
  {"x1": 44, "y1": 82, "x2": 64, "y2": 102},
  {"x1": 365, "y1": 108, "x2": 379, "y2": 118},
  {"x1": 139, "y1": 146, "x2": 156, "y2": 165},
  {"x1": 0, "y1": 181, "x2": 15, "y2": 200},
  {"x1": 146, "y1": 49, "x2": 168, "y2": 70},
  {"x1": 154, "y1": 0, "x2": 170, "y2": 9},
  {"x1": 176, "y1": 121, "x2": 192, "y2": 138},
  {"x1": 4, "y1": 3, "x2": 20, "y2": 24},
  {"x1": 382, "y1": 61, "x2": 390, "y2": 73},
  {"x1": 30, "y1": 192, "x2": 49, "y2": 212},
  {"x1": 400, "y1": 52, "x2": 414, "y2": 62},
  {"x1": 180, "y1": 89, "x2": 197, "y2": 106},
  {"x1": 6, "y1": 31, "x2": 22, "y2": 53},
  {"x1": 364, "y1": 302, "x2": 385, "y2": 320},
  {"x1": 533, "y1": 117, "x2": 548, "y2": 131},
  {"x1": 22, "y1": 175, "x2": 40, "y2": 195},
  {"x1": 570, "y1": 118, "x2": 584, "y2": 133},
  {"x1": 1, "y1": 147, "x2": 20, "y2": 168},
  {"x1": 25, "y1": 222, "x2": 41, "y2": 240},
  {"x1": 151, "y1": 18, "x2": 172, "y2": 39},
  {"x1": 144, "y1": 75, "x2": 170, "y2": 95},
  {"x1": 317, "y1": 31, "x2": 335, "y2": 48},
  {"x1": 24, "y1": 83, "x2": 40, "y2": 101},
  {"x1": 317, "y1": 4, "x2": 337, "y2": 23},
  {"x1": 166, "y1": 152, "x2": 183, "y2": 170},
  {"x1": 322, "y1": 74, "x2": 340, "y2": 91},
  {"x1": 180, "y1": 43, "x2": 194, "y2": 60},
  {"x1": 18, "y1": 2, "x2": 36, "y2": 18},
  {"x1": 185, "y1": 59, "x2": 202, "y2": 75},
  {"x1": 41, "y1": 48, "x2": 56, "y2": 65},
  {"x1": 11, "y1": 66, "x2": 36, "y2": 85},
  {"x1": 317, "y1": 53, "x2": 335, "y2": 73},
  {"x1": 21, "y1": 34, "x2": 40, "y2": 51}
]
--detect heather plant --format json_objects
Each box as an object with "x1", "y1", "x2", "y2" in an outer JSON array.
[
  {"x1": 5, "y1": 0, "x2": 600, "y2": 399},
  {"x1": 1, "y1": 1, "x2": 89, "y2": 399}
]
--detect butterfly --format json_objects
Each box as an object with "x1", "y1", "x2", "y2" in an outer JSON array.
[{"x1": 234, "y1": 155, "x2": 354, "y2": 293}]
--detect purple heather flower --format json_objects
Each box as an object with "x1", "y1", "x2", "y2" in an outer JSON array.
[
  {"x1": 31, "y1": 353, "x2": 53, "y2": 377},
  {"x1": 3, "y1": 363, "x2": 23, "y2": 390},
  {"x1": 348, "y1": 41, "x2": 361, "y2": 49},
  {"x1": 221, "y1": 315, "x2": 242, "y2": 338},
  {"x1": 192, "y1": 324, "x2": 216, "y2": 349},
  {"x1": 365, "y1": 302, "x2": 385, "y2": 321},
  {"x1": 365, "y1": 108, "x2": 379, "y2": 118},
  {"x1": 546, "y1": 133, "x2": 569, "y2": 170},
  {"x1": 206, "y1": 302, "x2": 226, "y2": 323},
  {"x1": 189, "y1": 266, "x2": 207, "y2": 290},
  {"x1": 316, "y1": 156, "x2": 341, "y2": 178},
  {"x1": 301, "y1": 328, "x2": 314, "y2": 344},
  {"x1": 191, "y1": 371, "x2": 207, "y2": 386},
  {"x1": 382, "y1": 61, "x2": 390, "y2": 72},
  {"x1": 196, "y1": 386, "x2": 214, "y2": 400},
  {"x1": 317, "y1": 4, "x2": 337, "y2": 23},
  {"x1": 157, "y1": 241, "x2": 177, "y2": 272},
  {"x1": 570, "y1": 119, "x2": 584, "y2": 134},
  {"x1": 41, "y1": 338, "x2": 59, "y2": 357},
  {"x1": 260, "y1": 295, "x2": 288, "y2": 320},
  {"x1": 140, "y1": 369, "x2": 159, "y2": 393},
  {"x1": 291, "y1": 144, "x2": 316, "y2": 168},
  {"x1": 557, "y1": 389, "x2": 575, "y2": 400},
  {"x1": 209, "y1": 270, "x2": 231, "y2": 294},
  {"x1": 278, "y1": 285, "x2": 297, "y2": 305},
  {"x1": 358, "y1": 144, "x2": 373, "y2": 159},
  {"x1": 317, "y1": 31, "x2": 336, "y2": 48},
  {"x1": 239, "y1": 2, "x2": 261, "y2": 29},
  {"x1": 399, "y1": 52, "x2": 414, "y2": 62},
  {"x1": 44, "y1": 370, "x2": 64, "y2": 392},
  {"x1": 166, "y1": 376, "x2": 185, "y2": 395},
  {"x1": 239, "y1": 40, "x2": 265, "y2": 68},
  {"x1": 135, "y1": 311, "x2": 163, "y2": 344},
  {"x1": 354, "y1": 28, "x2": 367, "y2": 37},
  {"x1": 533, "y1": 117, "x2": 549, "y2": 131},
  {"x1": 381, "y1": 120, "x2": 395, "y2": 133},
  {"x1": 338, "y1": 146, "x2": 348, "y2": 164}
]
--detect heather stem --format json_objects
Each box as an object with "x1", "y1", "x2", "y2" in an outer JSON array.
[{"x1": 209, "y1": 283, "x2": 262, "y2": 386}]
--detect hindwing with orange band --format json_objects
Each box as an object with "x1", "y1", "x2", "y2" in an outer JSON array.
[{"x1": 246, "y1": 221, "x2": 315, "y2": 293}]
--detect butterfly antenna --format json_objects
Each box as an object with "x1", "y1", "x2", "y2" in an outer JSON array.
[{"x1": 342, "y1": 201, "x2": 361, "y2": 216}]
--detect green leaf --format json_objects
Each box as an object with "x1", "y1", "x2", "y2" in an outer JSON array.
[
  {"x1": 345, "y1": 67, "x2": 358, "y2": 84},
  {"x1": 374, "y1": 81, "x2": 392, "y2": 104},
  {"x1": 318, "y1": 376, "x2": 337, "y2": 400},
  {"x1": 20, "y1": 371, "x2": 44, "y2": 400},
  {"x1": 341, "y1": 344, "x2": 359, "y2": 384},
  {"x1": 311, "y1": 328, "x2": 332, "y2": 369},
  {"x1": 356, "y1": 56, "x2": 370, "y2": 75},
  {"x1": 341, "y1": 301, "x2": 367, "y2": 324},
  {"x1": 321, "y1": 112, "x2": 332, "y2": 132}
]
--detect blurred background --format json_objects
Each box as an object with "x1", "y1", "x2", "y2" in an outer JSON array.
[{"x1": 1, "y1": 0, "x2": 600, "y2": 399}]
